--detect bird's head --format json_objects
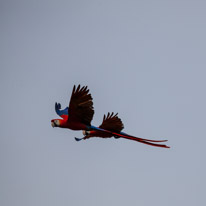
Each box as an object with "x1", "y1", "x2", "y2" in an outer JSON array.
[{"x1": 51, "y1": 119, "x2": 61, "y2": 127}]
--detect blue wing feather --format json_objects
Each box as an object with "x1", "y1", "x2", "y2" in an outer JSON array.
[{"x1": 55, "y1": 102, "x2": 69, "y2": 116}]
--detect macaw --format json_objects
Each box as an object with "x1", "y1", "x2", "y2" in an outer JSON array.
[
  {"x1": 76, "y1": 112, "x2": 169, "y2": 148},
  {"x1": 51, "y1": 85, "x2": 94, "y2": 130},
  {"x1": 51, "y1": 85, "x2": 170, "y2": 148}
]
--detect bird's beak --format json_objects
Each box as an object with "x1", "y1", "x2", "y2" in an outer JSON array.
[{"x1": 51, "y1": 122, "x2": 55, "y2": 127}]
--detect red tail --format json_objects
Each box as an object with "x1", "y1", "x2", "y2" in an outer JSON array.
[
  {"x1": 121, "y1": 135, "x2": 170, "y2": 148},
  {"x1": 110, "y1": 131, "x2": 169, "y2": 148}
]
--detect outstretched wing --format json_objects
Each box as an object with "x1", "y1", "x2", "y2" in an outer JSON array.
[
  {"x1": 68, "y1": 85, "x2": 94, "y2": 125},
  {"x1": 99, "y1": 112, "x2": 124, "y2": 133}
]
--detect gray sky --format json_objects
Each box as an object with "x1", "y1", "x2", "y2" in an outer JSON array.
[{"x1": 1, "y1": 0, "x2": 206, "y2": 205}]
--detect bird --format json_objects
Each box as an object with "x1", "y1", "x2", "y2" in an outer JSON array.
[
  {"x1": 51, "y1": 85, "x2": 169, "y2": 148},
  {"x1": 51, "y1": 85, "x2": 94, "y2": 131},
  {"x1": 77, "y1": 112, "x2": 169, "y2": 148}
]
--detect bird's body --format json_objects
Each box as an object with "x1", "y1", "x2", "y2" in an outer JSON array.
[
  {"x1": 51, "y1": 85, "x2": 170, "y2": 148},
  {"x1": 52, "y1": 118, "x2": 88, "y2": 130}
]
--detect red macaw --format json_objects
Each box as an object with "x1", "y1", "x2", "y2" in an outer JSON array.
[
  {"x1": 51, "y1": 85, "x2": 94, "y2": 130},
  {"x1": 51, "y1": 85, "x2": 170, "y2": 148},
  {"x1": 76, "y1": 112, "x2": 169, "y2": 148}
]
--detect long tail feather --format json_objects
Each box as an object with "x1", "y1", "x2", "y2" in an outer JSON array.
[
  {"x1": 120, "y1": 132, "x2": 167, "y2": 143},
  {"x1": 121, "y1": 135, "x2": 170, "y2": 148},
  {"x1": 90, "y1": 125, "x2": 169, "y2": 148}
]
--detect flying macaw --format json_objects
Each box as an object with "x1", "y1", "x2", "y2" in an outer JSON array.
[
  {"x1": 51, "y1": 85, "x2": 170, "y2": 148},
  {"x1": 76, "y1": 112, "x2": 169, "y2": 148},
  {"x1": 51, "y1": 85, "x2": 94, "y2": 130}
]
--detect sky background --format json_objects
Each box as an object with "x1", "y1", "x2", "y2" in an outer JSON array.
[{"x1": 1, "y1": 0, "x2": 206, "y2": 205}]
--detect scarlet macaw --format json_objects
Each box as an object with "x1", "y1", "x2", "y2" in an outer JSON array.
[
  {"x1": 51, "y1": 85, "x2": 169, "y2": 148},
  {"x1": 51, "y1": 85, "x2": 94, "y2": 130},
  {"x1": 77, "y1": 112, "x2": 169, "y2": 148}
]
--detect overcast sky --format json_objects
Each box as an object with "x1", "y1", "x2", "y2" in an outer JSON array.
[{"x1": 1, "y1": 0, "x2": 206, "y2": 205}]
